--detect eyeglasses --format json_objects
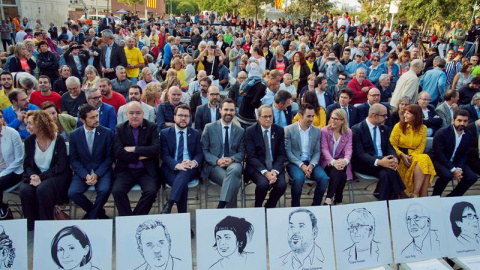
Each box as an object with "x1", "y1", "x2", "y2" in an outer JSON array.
[
  {"x1": 371, "y1": 59, "x2": 379, "y2": 62},
  {"x1": 260, "y1": 115, "x2": 273, "y2": 119},
  {"x1": 89, "y1": 96, "x2": 102, "y2": 100},
  {"x1": 462, "y1": 214, "x2": 479, "y2": 220},
  {"x1": 348, "y1": 224, "x2": 371, "y2": 232},
  {"x1": 338, "y1": 77, "x2": 346, "y2": 80},
  {"x1": 375, "y1": 113, "x2": 388, "y2": 118},
  {"x1": 406, "y1": 215, "x2": 428, "y2": 223}
]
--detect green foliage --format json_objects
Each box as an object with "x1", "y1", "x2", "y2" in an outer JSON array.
[
  {"x1": 358, "y1": 0, "x2": 390, "y2": 21},
  {"x1": 117, "y1": 0, "x2": 144, "y2": 7}
]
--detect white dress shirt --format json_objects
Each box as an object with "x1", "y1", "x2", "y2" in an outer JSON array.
[
  {"x1": 366, "y1": 120, "x2": 383, "y2": 165},
  {"x1": 450, "y1": 127, "x2": 465, "y2": 172},
  {"x1": 221, "y1": 121, "x2": 232, "y2": 158},
  {"x1": 297, "y1": 122, "x2": 311, "y2": 167}
]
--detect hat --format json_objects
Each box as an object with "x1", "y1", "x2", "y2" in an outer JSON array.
[
  {"x1": 340, "y1": 25, "x2": 346, "y2": 30},
  {"x1": 385, "y1": 31, "x2": 391, "y2": 37},
  {"x1": 431, "y1": 35, "x2": 438, "y2": 42},
  {"x1": 355, "y1": 51, "x2": 364, "y2": 57},
  {"x1": 85, "y1": 36, "x2": 93, "y2": 42},
  {"x1": 316, "y1": 26, "x2": 321, "y2": 30},
  {"x1": 357, "y1": 28, "x2": 363, "y2": 33},
  {"x1": 369, "y1": 30, "x2": 374, "y2": 35},
  {"x1": 329, "y1": 25, "x2": 334, "y2": 28}
]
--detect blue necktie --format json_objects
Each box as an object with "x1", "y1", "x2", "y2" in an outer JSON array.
[
  {"x1": 177, "y1": 131, "x2": 184, "y2": 162},
  {"x1": 373, "y1": 126, "x2": 379, "y2": 157},
  {"x1": 342, "y1": 107, "x2": 349, "y2": 126}
]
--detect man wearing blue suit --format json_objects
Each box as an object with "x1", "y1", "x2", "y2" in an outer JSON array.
[
  {"x1": 160, "y1": 104, "x2": 203, "y2": 214},
  {"x1": 68, "y1": 104, "x2": 114, "y2": 219},
  {"x1": 272, "y1": 90, "x2": 293, "y2": 127},
  {"x1": 326, "y1": 88, "x2": 359, "y2": 128},
  {"x1": 78, "y1": 88, "x2": 117, "y2": 132},
  {"x1": 194, "y1": 85, "x2": 221, "y2": 133}
]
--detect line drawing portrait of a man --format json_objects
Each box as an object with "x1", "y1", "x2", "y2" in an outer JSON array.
[{"x1": 401, "y1": 203, "x2": 440, "y2": 256}]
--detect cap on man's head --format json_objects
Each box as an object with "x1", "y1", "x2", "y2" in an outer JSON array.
[{"x1": 355, "y1": 51, "x2": 364, "y2": 57}]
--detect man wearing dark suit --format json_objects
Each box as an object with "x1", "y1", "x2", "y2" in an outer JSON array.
[
  {"x1": 435, "y1": 89, "x2": 459, "y2": 128},
  {"x1": 194, "y1": 85, "x2": 220, "y2": 133},
  {"x1": 326, "y1": 88, "x2": 359, "y2": 128},
  {"x1": 245, "y1": 105, "x2": 287, "y2": 208},
  {"x1": 352, "y1": 103, "x2": 406, "y2": 200},
  {"x1": 102, "y1": 17, "x2": 113, "y2": 30},
  {"x1": 356, "y1": 88, "x2": 393, "y2": 127},
  {"x1": 429, "y1": 109, "x2": 477, "y2": 196},
  {"x1": 100, "y1": 29, "x2": 128, "y2": 80},
  {"x1": 201, "y1": 99, "x2": 245, "y2": 208},
  {"x1": 68, "y1": 104, "x2": 113, "y2": 219},
  {"x1": 467, "y1": 119, "x2": 480, "y2": 175},
  {"x1": 112, "y1": 101, "x2": 161, "y2": 216},
  {"x1": 300, "y1": 76, "x2": 334, "y2": 109},
  {"x1": 190, "y1": 77, "x2": 211, "y2": 122},
  {"x1": 160, "y1": 104, "x2": 203, "y2": 213},
  {"x1": 272, "y1": 90, "x2": 293, "y2": 127},
  {"x1": 463, "y1": 92, "x2": 480, "y2": 123},
  {"x1": 418, "y1": 91, "x2": 442, "y2": 136},
  {"x1": 80, "y1": 88, "x2": 117, "y2": 132}
]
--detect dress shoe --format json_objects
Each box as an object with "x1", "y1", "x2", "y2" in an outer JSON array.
[
  {"x1": 97, "y1": 208, "x2": 109, "y2": 219},
  {"x1": 161, "y1": 202, "x2": 173, "y2": 214}
]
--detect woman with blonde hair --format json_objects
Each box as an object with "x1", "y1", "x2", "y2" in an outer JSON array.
[
  {"x1": 81, "y1": 65, "x2": 100, "y2": 90},
  {"x1": 141, "y1": 82, "x2": 162, "y2": 111},
  {"x1": 171, "y1": 58, "x2": 187, "y2": 88},
  {"x1": 8, "y1": 42, "x2": 36, "y2": 74},
  {"x1": 137, "y1": 67, "x2": 159, "y2": 90}
]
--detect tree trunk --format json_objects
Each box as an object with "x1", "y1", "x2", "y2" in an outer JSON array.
[{"x1": 254, "y1": 5, "x2": 258, "y2": 28}]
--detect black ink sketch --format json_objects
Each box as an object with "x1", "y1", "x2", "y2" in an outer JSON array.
[
  {"x1": 0, "y1": 225, "x2": 15, "y2": 269},
  {"x1": 279, "y1": 208, "x2": 325, "y2": 269},
  {"x1": 134, "y1": 219, "x2": 185, "y2": 270},
  {"x1": 401, "y1": 203, "x2": 441, "y2": 256},
  {"x1": 342, "y1": 208, "x2": 380, "y2": 264},
  {"x1": 51, "y1": 225, "x2": 99, "y2": 270},
  {"x1": 450, "y1": 201, "x2": 480, "y2": 248},
  {"x1": 209, "y1": 216, "x2": 255, "y2": 270}
]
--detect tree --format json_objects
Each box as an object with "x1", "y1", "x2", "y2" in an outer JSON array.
[
  {"x1": 358, "y1": 0, "x2": 390, "y2": 20},
  {"x1": 117, "y1": 0, "x2": 144, "y2": 13},
  {"x1": 232, "y1": 0, "x2": 274, "y2": 27},
  {"x1": 303, "y1": 0, "x2": 333, "y2": 18}
]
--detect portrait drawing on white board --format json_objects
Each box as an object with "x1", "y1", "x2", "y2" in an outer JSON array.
[
  {"x1": 279, "y1": 208, "x2": 324, "y2": 269},
  {"x1": 450, "y1": 201, "x2": 480, "y2": 248},
  {"x1": 401, "y1": 203, "x2": 441, "y2": 257},
  {"x1": 209, "y1": 215, "x2": 255, "y2": 270},
  {"x1": 134, "y1": 219, "x2": 186, "y2": 270},
  {"x1": 342, "y1": 208, "x2": 380, "y2": 264},
  {"x1": 51, "y1": 225, "x2": 99, "y2": 270},
  {"x1": 0, "y1": 225, "x2": 15, "y2": 269}
]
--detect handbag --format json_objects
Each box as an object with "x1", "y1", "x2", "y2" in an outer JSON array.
[
  {"x1": 53, "y1": 205, "x2": 71, "y2": 220},
  {"x1": 0, "y1": 202, "x2": 13, "y2": 220}
]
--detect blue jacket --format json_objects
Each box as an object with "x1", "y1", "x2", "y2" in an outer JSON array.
[
  {"x1": 3, "y1": 104, "x2": 39, "y2": 139},
  {"x1": 379, "y1": 62, "x2": 400, "y2": 84},
  {"x1": 367, "y1": 65, "x2": 386, "y2": 85},
  {"x1": 419, "y1": 68, "x2": 447, "y2": 102},
  {"x1": 77, "y1": 103, "x2": 117, "y2": 133}
]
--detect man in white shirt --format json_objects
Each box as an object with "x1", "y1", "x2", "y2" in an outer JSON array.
[{"x1": 117, "y1": 85, "x2": 155, "y2": 124}]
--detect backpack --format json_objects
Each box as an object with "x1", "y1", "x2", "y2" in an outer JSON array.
[{"x1": 239, "y1": 76, "x2": 265, "y2": 96}]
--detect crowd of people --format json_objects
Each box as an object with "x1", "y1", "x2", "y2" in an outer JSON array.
[{"x1": 0, "y1": 10, "x2": 478, "y2": 234}]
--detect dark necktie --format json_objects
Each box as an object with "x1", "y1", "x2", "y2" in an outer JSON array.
[
  {"x1": 177, "y1": 131, "x2": 184, "y2": 162},
  {"x1": 224, "y1": 126, "x2": 230, "y2": 157},
  {"x1": 264, "y1": 130, "x2": 272, "y2": 170}
]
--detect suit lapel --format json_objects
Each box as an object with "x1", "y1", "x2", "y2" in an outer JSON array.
[
  {"x1": 79, "y1": 128, "x2": 90, "y2": 157},
  {"x1": 216, "y1": 121, "x2": 223, "y2": 148}
]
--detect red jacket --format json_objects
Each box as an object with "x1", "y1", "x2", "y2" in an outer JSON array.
[{"x1": 347, "y1": 77, "x2": 375, "y2": 104}]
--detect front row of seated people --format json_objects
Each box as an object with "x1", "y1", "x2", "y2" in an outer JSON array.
[{"x1": 0, "y1": 93, "x2": 478, "y2": 230}]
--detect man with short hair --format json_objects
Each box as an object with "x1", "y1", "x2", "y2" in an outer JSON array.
[
  {"x1": 345, "y1": 51, "x2": 368, "y2": 81},
  {"x1": 201, "y1": 99, "x2": 245, "y2": 209},
  {"x1": 54, "y1": 65, "x2": 72, "y2": 96},
  {"x1": 68, "y1": 104, "x2": 113, "y2": 219},
  {"x1": 194, "y1": 85, "x2": 221, "y2": 133},
  {"x1": 343, "y1": 208, "x2": 380, "y2": 263},
  {"x1": 326, "y1": 88, "x2": 359, "y2": 128},
  {"x1": 29, "y1": 75, "x2": 61, "y2": 109},
  {"x1": 83, "y1": 88, "x2": 117, "y2": 132},
  {"x1": 458, "y1": 76, "x2": 480, "y2": 106},
  {"x1": 227, "y1": 71, "x2": 248, "y2": 106},
  {"x1": 418, "y1": 57, "x2": 446, "y2": 107},
  {"x1": 347, "y1": 68, "x2": 375, "y2": 105},
  {"x1": 376, "y1": 74, "x2": 392, "y2": 103},
  {"x1": 402, "y1": 204, "x2": 440, "y2": 256},
  {"x1": 190, "y1": 76, "x2": 212, "y2": 120},
  {"x1": 100, "y1": 29, "x2": 128, "y2": 80},
  {"x1": 117, "y1": 85, "x2": 155, "y2": 123},
  {"x1": 160, "y1": 104, "x2": 203, "y2": 214},
  {"x1": 272, "y1": 90, "x2": 293, "y2": 128},
  {"x1": 418, "y1": 92, "x2": 442, "y2": 136},
  {"x1": 3, "y1": 90, "x2": 39, "y2": 139},
  {"x1": 356, "y1": 88, "x2": 392, "y2": 127},
  {"x1": 112, "y1": 101, "x2": 161, "y2": 216},
  {"x1": 124, "y1": 37, "x2": 145, "y2": 84},
  {"x1": 110, "y1": 66, "x2": 133, "y2": 99},
  {"x1": 157, "y1": 86, "x2": 188, "y2": 132},
  {"x1": 97, "y1": 78, "x2": 126, "y2": 114},
  {"x1": 429, "y1": 109, "x2": 477, "y2": 196},
  {"x1": 187, "y1": 70, "x2": 207, "y2": 96},
  {"x1": 391, "y1": 59, "x2": 424, "y2": 110},
  {"x1": 464, "y1": 92, "x2": 480, "y2": 123},
  {"x1": 0, "y1": 72, "x2": 14, "y2": 109},
  {"x1": 61, "y1": 76, "x2": 87, "y2": 116},
  {"x1": 436, "y1": 89, "x2": 459, "y2": 128}
]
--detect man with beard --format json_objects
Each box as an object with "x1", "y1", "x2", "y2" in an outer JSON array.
[
  {"x1": 189, "y1": 77, "x2": 212, "y2": 122},
  {"x1": 280, "y1": 208, "x2": 325, "y2": 269},
  {"x1": 4, "y1": 90, "x2": 39, "y2": 139},
  {"x1": 82, "y1": 88, "x2": 116, "y2": 132},
  {"x1": 117, "y1": 85, "x2": 155, "y2": 123},
  {"x1": 160, "y1": 104, "x2": 203, "y2": 214},
  {"x1": 194, "y1": 85, "x2": 221, "y2": 133},
  {"x1": 0, "y1": 72, "x2": 14, "y2": 109},
  {"x1": 68, "y1": 104, "x2": 113, "y2": 219},
  {"x1": 201, "y1": 98, "x2": 245, "y2": 209},
  {"x1": 157, "y1": 86, "x2": 189, "y2": 132},
  {"x1": 429, "y1": 110, "x2": 477, "y2": 196},
  {"x1": 343, "y1": 208, "x2": 380, "y2": 263},
  {"x1": 97, "y1": 78, "x2": 126, "y2": 114},
  {"x1": 29, "y1": 75, "x2": 61, "y2": 109},
  {"x1": 402, "y1": 203, "x2": 440, "y2": 256}
]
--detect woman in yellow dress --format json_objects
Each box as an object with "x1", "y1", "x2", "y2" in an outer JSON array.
[
  {"x1": 390, "y1": 104, "x2": 436, "y2": 197},
  {"x1": 292, "y1": 90, "x2": 326, "y2": 128}
]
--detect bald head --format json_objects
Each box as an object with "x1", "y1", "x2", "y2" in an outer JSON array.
[
  {"x1": 367, "y1": 88, "x2": 381, "y2": 104},
  {"x1": 207, "y1": 85, "x2": 220, "y2": 106},
  {"x1": 168, "y1": 86, "x2": 182, "y2": 105}
]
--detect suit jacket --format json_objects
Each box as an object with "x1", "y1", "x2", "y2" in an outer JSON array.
[
  {"x1": 78, "y1": 103, "x2": 117, "y2": 132},
  {"x1": 320, "y1": 127, "x2": 353, "y2": 179},
  {"x1": 194, "y1": 103, "x2": 221, "y2": 133},
  {"x1": 101, "y1": 42, "x2": 128, "y2": 71},
  {"x1": 467, "y1": 122, "x2": 479, "y2": 159},
  {"x1": 284, "y1": 122, "x2": 321, "y2": 166},
  {"x1": 356, "y1": 102, "x2": 393, "y2": 127},
  {"x1": 273, "y1": 105, "x2": 293, "y2": 127},
  {"x1": 201, "y1": 120, "x2": 245, "y2": 178},
  {"x1": 190, "y1": 91, "x2": 206, "y2": 121},
  {"x1": 245, "y1": 123, "x2": 286, "y2": 176},
  {"x1": 462, "y1": 104, "x2": 479, "y2": 123},
  {"x1": 428, "y1": 125, "x2": 473, "y2": 170},
  {"x1": 160, "y1": 126, "x2": 203, "y2": 173},
  {"x1": 435, "y1": 102, "x2": 455, "y2": 128},
  {"x1": 422, "y1": 104, "x2": 443, "y2": 132},
  {"x1": 326, "y1": 103, "x2": 359, "y2": 127},
  {"x1": 113, "y1": 119, "x2": 161, "y2": 177},
  {"x1": 69, "y1": 125, "x2": 114, "y2": 179},
  {"x1": 0, "y1": 126, "x2": 24, "y2": 177},
  {"x1": 351, "y1": 120, "x2": 397, "y2": 168}
]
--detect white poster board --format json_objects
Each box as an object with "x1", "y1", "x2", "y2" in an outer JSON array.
[
  {"x1": 115, "y1": 213, "x2": 192, "y2": 270},
  {"x1": 33, "y1": 220, "x2": 112, "y2": 270},
  {"x1": 441, "y1": 195, "x2": 480, "y2": 258},
  {"x1": 196, "y1": 208, "x2": 267, "y2": 270},
  {"x1": 266, "y1": 206, "x2": 335, "y2": 270},
  {"x1": 389, "y1": 197, "x2": 448, "y2": 263},
  {"x1": 331, "y1": 200, "x2": 393, "y2": 270},
  {"x1": 0, "y1": 219, "x2": 27, "y2": 270}
]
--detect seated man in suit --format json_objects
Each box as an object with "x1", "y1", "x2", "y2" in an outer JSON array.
[
  {"x1": 467, "y1": 119, "x2": 480, "y2": 175},
  {"x1": 429, "y1": 109, "x2": 477, "y2": 196},
  {"x1": 272, "y1": 90, "x2": 293, "y2": 128},
  {"x1": 463, "y1": 92, "x2": 480, "y2": 123},
  {"x1": 245, "y1": 105, "x2": 287, "y2": 208},
  {"x1": 112, "y1": 101, "x2": 161, "y2": 216},
  {"x1": 117, "y1": 85, "x2": 156, "y2": 124},
  {"x1": 418, "y1": 91, "x2": 442, "y2": 136},
  {"x1": 81, "y1": 87, "x2": 116, "y2": 132},
  {"x1": 195, "y1": 85, "x2": 221, "y2": 133},
  {"x1": 160, "y1": 104, "x2": 203, "y2": 213},
  {"x1": 285, "y1": 103, "x2": 328, "y2": 207},
  {"x1": 435, "y1": 89, "x2": 459, "y2": 128},
  {"x1": 327, "y1": 87, "x2": 359, "y2": 128},
  {"x1": 356, "y1": 88, "x2": 392, "y2": 127},
  {"x1": 201, "y1": 98, "x2": 245, "y2": 208},
  {"x1": 352, "y1": 103, "x2": 407, "y2": 200},
  {"x1": 157, "y1": 86, "x2": 189, "y2": 132},
  {"x1": 190, "y1": 76, "x2": 212, "y2": 122},
  {"x1": 68, "y1": 104, "x2": 114, "y2": 219}
]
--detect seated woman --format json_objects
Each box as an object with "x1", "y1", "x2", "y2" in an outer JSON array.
[
  {"x1": 298, "y1": 73, "x2": 316, "y2": 100},
  {"x1": 320, "y1": 109, "x2": 353, "y2": 205},
  {"x1": 292, "y1": 90, "x2": 327, "y2": 128},
  {"x1": 171, "y1": 58, "x2": 187, "y2": 89},
  {"x1": 40, "y1": 101, "x2": 77, "y2": 142},
  {"x1": 0, "y1": 109, "x2": 24, "y2": 211},
  {"x1": 390, "y1": 104, "x2": 436, "y2": 197},
  {"x1": 137, "y1": 67, "x2": 159, "y2": 90},
  {"x1": 81, "y1": 65, "x2": 100, "y2": 90},
  {"x1": 141, "y1": 82, "x2": 162, "y2": 111},
  {"x1": 391, "y1": 96, "x2": 411, "y2": 126},
  {"x1": 20, "y1": 110, "x2": 71, "y2": 231}
]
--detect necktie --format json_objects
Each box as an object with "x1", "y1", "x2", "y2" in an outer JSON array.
[
  {"x1": 342, "y1": 107, "x2": 349, "y2": 126},
  {"x1": 177, "y1": 131, "x2": 184, "y2": 162},
  {"x1": 87, "y1": 130, "x2": 94, "y2": 154},
  {"x1": 373, "y1": 126, "x2": 379, "y2": 157},
  {"x1": 224, "y1": 126, "x2": 230, "y2": 157},
  {"x1": 264, "y1": 130, "x2": 272, "y2": 171}
]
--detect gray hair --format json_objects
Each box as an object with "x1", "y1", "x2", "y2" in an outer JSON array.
[
  {"x1": 379, "y1": 74, "x2": 390, "y2": 82},
  {"x1": 368, "y1": 103, "x2": 386, "y2": 116},
  {"x1": 471, "y1": 92, "x2": 480, "y2": 105},
  {"x1": 410, "y1": 59, "x2": 423, "y2": 69},
  {"x1": 65, "y1": 76, "x2": 81, "y2": 86},
  {"x1": 398, "y1": 96, "x2": 412, "y2": 106},
  {"x1": 235, "y1": 38, "x2": 242, "y2": 45},
  {"x1": 84, "y1": 65, "x2": 98, "y2": 77},
  {"x1": 102, "y1": 29, "x2": 114, "y2": 39},
  {"x1": 115, "y1": 65, "x2": 126, "y2": 73},
  {"x1": 85, "y1": 87, "x2": 100, "y2": 99},
  {"x1": 257, "y1": 104, "x2": 273, "y2": 118}
]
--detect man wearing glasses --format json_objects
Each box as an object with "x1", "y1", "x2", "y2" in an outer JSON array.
[
  {"x1": 357, "y1": 88, "x2": 392, "y2": 128},
  {"x1": 402, "y1": 203, "x2": 440, "y2": 256},
  {"x1": 61, "y1": 76, "x2": 87, "y2": 116},
  {"x1": 82, "y1": 87, "x2": 116, "y2": 132},
  {"x1": 343, "y1": 208, "x2": 380, "y2": 263},
  {"x1": 194, "y1": 85, "x2": 221, "y2": 133}
]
